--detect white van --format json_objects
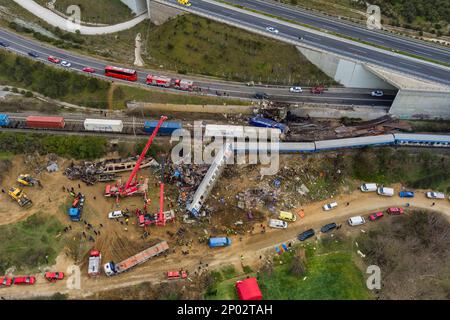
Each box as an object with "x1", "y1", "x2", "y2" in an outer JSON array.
[
  {"x1": 268, "y1": 219, "x2": 288, "y2": 229},
  {"x1": 323, "y1": 202, "x2": 338, "y2": 211},
  {"x1": 360, "y1": 183, "x2": 377, "y2": 192},
  {"x1": 108, "y1": 210, "x2": 124, "y2": 219},
  {"x1": 377, "y1": 187, "x2": 394, "y2": 197},
  {"x1": 348, "y1": 216, "x2": 366, "y2": 226},
  {"x1": 426, "y1": 191, "x2": 445, "y2": 199}
]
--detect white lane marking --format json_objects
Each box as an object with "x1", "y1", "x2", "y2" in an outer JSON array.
[{"x1": 367, "y1": 37, "x2": 383, "y2": 44}]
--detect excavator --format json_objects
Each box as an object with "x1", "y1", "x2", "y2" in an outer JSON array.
[
  {"x1": 104, "y1": 116, "x2": 167, "y2": 203},
  {"x1": 8, "y1": 187, "x2": 32, "y2": 207},
  {"x1": 17, "y1": 174, "x2": 41, "y2": 187}
]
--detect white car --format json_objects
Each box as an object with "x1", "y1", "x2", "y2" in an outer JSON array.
[
  {"x1": 371, "y1": 90, "x2": 384, "y2": 97},
  {"x1": 266, "y1": 26, "x2": 279, "y2": 34},
  {"x1": 348, "y1": 216, "x2": 366, "y2": 226},
  {"x1": 323, "y1": 202, "x2": 338, "y2": 211},
  {"x1": 289, "y1": 86, "x2": 303, "y2": 93},
  {"x1": 61, "y1": 60, "x2": 71, "y2": 67},
  {"x1": 268, "y1": 219, "x2": 288, "y2": 229},
  {"x1": 426, "y1": 191, "x2": 445, "y2": 199},
  {"x1": 360, "y1": 183, "x2": 377, "y2": 192},
  {"x1": 108, "y1": 210, "x2": 124, "y2": 219}
]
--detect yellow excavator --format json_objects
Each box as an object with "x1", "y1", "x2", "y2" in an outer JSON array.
[
  {"x1": 177, "y1": 0, "x2": 191, "y2": 6},
  {"x1": 17, "y1": 174, "x2": 41, "y2": 187},
  {"x1": 8, "y1": 187, "x2": 32, "y2": 207}
]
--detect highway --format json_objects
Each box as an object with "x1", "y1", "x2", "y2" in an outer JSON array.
[
  {"x1": 165, "y1": 0, "x2": 450, "y2": 86},
  {"x1": 0, "y1": 28, "x2": 394, "y2": 107}
]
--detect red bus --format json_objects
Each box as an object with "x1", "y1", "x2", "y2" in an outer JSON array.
[{"x1": 104, "y1": 65, "x2": 138, "y2": 81}]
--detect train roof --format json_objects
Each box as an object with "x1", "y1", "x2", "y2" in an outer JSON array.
[
  {"x1": 205, "y1": 124, "x2": 281, "y2": 138},
  {"x1": 394, "y1": 133, "x2": 450, "y2": 143},
  {"x1": 84, "y1": 118, "x2": 123, "y2": 125},
  {"x1": 315, "y1": 134, "x2": 395, "y2": 150}
]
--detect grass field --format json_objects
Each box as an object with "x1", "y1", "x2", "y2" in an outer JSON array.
[
  {"x1": 0, "y1": 212, "x2": 64, "y2": 274},
  {"x1": 34, "y1": 0, "x2": 134, "y2": 25}
]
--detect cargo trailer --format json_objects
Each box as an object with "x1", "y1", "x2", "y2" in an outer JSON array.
[
  {"x1": 84, "y1": 119, "x2": 123, "y2": 132},
  {"x1": 144, "y1": 120, "x2": 182, "y2": 135},
  {"x1": 26, "y1": 116, "x2": 65, "y2": 129}
]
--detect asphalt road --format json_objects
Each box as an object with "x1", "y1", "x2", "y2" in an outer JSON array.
[
  {"x1": 0, "y1": 27, "x2": 394, "y2": 107},
  {"x1": 175, "y1": 0, "x2": 450, "y2": 86}
]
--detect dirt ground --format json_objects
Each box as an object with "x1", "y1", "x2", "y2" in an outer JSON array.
[{"x1": 0, "y1": 155, "x2": 449, "y2": 299}]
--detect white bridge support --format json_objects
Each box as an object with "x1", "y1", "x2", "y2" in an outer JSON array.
[{"x1": 187, "y1": 143, "x2": 234, "y2": 218}]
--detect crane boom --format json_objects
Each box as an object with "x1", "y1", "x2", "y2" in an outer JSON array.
[
  {"x1": 156, "y1": 158, "x2": 166, "y2": 226},
  {"x1": 123, "y1": 116, "x2": 167, "y2": 191}
]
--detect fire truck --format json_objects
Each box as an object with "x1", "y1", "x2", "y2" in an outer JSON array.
[{"x1": 146, "y1": 75, "x2": 172, "y2": 88}]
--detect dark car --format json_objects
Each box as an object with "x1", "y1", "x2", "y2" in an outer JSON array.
[
  {"x1": 254, "y1": 92, "x2": 270, "y2": 99},
  {"x1": 28, "y1": 52, "x2": 39, "y2": 58},
  {"x1": 298, "y1": 228, "x2": 315, "y2": 241},
  {"x1": 320, "y1": 222, "x2": 337, "y2": 233},
  {"x1": 0, "y1": 41, "x2": 9, "y2": 47}
]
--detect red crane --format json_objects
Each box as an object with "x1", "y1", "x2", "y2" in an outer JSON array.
[
  {"x1": 105, "y1": 116, "x2": 168, "y2": 200},
  {"x1": 156, "y1": 156, "x2": 166, "y2": 226}
]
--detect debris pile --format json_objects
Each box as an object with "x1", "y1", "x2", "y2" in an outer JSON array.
[{"x1": 236, "y1": 188, "x2": 278, "y2": 211}]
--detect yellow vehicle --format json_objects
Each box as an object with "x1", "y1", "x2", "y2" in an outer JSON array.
[
  {"x1": 8, "y1": 187, "x2": 32, "y2": 207},
  {"x1": 177, "y1": 0, "x2": 192, "y2": 6},
  {"x1": 278, "y1": 211, "x2": 297, "y2": 222},
  {"x1": 17, "y1": 174, "x2": 40, "y2": 187}
]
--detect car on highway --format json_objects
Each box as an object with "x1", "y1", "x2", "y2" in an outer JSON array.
[
  {"x1": 28, "y1": 51, "x2": 39, "y2": 58},
  {"x1": 61, "y1": 60, "x2": 72, "y2": 67},
  {"x1": 387, "y1": 207, "x2": 404, "y2": 215},
  {"x1": 268, "y1": 218, "x2": 288, "y2": 229},
  {"x1": 320, "y1": 222, "x2": 337, "y2": 233},
  {"x1": 108, "y1": 210, "x2": 124, "y2": 219},
  {"x1": 310, "y1": 85, "x2": 325, "y2": 94},
  {"x1": 13, "y1": 276, "x2": 36, "y2": 285},
  {"x1": 48, "y1": 56, "x2": 61, "y2": 64},
  {"x1": 399, "y1": 191, "x2": 414, "y2": 198},
  {"x1": 371, "y1": 90, "x2": 384, "y2": 97},
  {"x1": 0, "y1": 276, "x2": 13, "y2": 287},
  {"x1": 45, "y1": 272, "x2": 64, "y2": 282},
  {"x1": 348, "y1": 216, "x2": 366, "y2": 226},
  {"x1": 298, "y1": 229, "x2": 315, "y2": 241},
  {"x1": 368, "y1": 211, "x2": 384, "y2": 221},
  {"x1": 289, "y1": 86, "x2": 303, "y2": 93},
  {"x1": 266, "y1": 26, "x2": 279, "y2": 34},
  {"x1": 83, "y1": 67, "x2": 95, "y2": 73},
  {"x1": 323, "y1": 201, "x2": 338, "y2": 211},
  {"x1": 0, "y1": 41, "x2": 9, "y2": 47},
  {"x1": 426, "y1": 191, "x2": 445, "y2": 199},
  {"x1": 254, "y1": 92, "x2": 269, "y2": 100}
]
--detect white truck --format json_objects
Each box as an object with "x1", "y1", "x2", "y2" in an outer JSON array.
[
  {"x1": 377, "y1": 187, "x2": 394, "y2": 197},
  {"x1": 426, "y1": 191, "x2": 445, "y2": 199},
  {"x1": 88, "y1": 250, "x2": 102, "y2": 277},
  {"x1": 104, "y1": 241, "x2": 169, "y2": 276}
]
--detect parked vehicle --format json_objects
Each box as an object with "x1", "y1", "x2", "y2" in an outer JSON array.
[
  {"x1": 167, "y1": 270, "x2": 188, "y2": 280},
  {"x1": 88, "y1": 250, "x2": 102, "y2": 277},
  {"x1": 323, "y1": 202, "x2": 338, "y2": 211},
  {"x1": 377, "y1": 187, "x2": 394, "y2": 197},
  {"x1": 0, "y1": 276, "x2": 13, "y2": 287},
  {"x1": 369, "y1": 211, "x2": 384, "y2": 221},
  {"x1": 26, "y1": 116, "x2": 65, "y2": 129},
  {"x1": 399, "y1": 191, "x2": 414, "y2": 198},
  {"x1": 387, "y1": 207, "x2": 404, "y2": 215},
  {"x1": 146, "y1": 75, "x2": 172, "y2": 88},
  {"x1": 360, "y1": 183, "x2": 377, "y2": 192},
  {"x1": 208, "y1": 237, "x2": 232, "y2": 248},
  {"x1": 45, "y1": 272, "x2": 64, "y2": 282},
  {"x1": 104, "y1": 241, "x2": 169, "y2": 276},
  {"x1": 254, "y1": 92, "x2": 269, "y2": 99},
  {"x1": 426, "y1": 191, "x2": 445, "y2": 199},
  {"x1": 371, "y1": 90, "x2": 384, "y2": 97},
  {"x1": 289, "y1": 86, "x2": 302, "y2": 93},
  {"x1": 268, "y1": 219, "x2": 288, "y2": 229},
  {"x1": 278, "y1": 211, "x2": 297, "y2": 222},
  {"x1": 0, "y1": 114, "x2": 10, "y2": 126},
  {"x1": 298, "y1": 229, "x2": 315, "y2": 241},
  {"x1": 84, "y1": 119, "x2": 123, "y2": 132},
  {"x1": 266, "y1": 26, "x2": 279, "y2": 34},
  {"x1": 47, "y1": 56, "x2": 60, "y2": 63},
  {"x1": 348, "y1": 216, "x2": 366, "y2": 226},
  {"x1": 105, "y1": 65, "x2": 137, "y2": 82},
  {"x1": 320, "y1": 222, "x2": 337, "y2": 233},
  {"x1": 13, "y1": 276, "x2": 36, "y2": 285},
  {"x1": 108, "y1": 210, "x2": 124, "y2": 219},
  {"x1": 82, "y1": 67, "x2": 95, "y2": 73},
  {"x1": 68, "y1": 193, "x2": 85, "y2": 221},
  {"x1": 28, "y1": 51, "x2": 39, "y2": 58}
]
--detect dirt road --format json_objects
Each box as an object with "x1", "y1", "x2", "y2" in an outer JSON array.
[{"x1": 2, "y1": 185, "x2": 449, "y2": 299}]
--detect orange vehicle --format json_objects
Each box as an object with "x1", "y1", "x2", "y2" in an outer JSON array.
[{"x1": 167, "y1": 270, "x2": 188, "y2": 280}]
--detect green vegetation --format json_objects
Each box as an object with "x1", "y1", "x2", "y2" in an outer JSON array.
[
  {"x1": 35, "y1": 0, "x2": 134, "y2": 25},
  {"x1": 408, "y1": 120, "x2": 450, "y2": 133},
  {"x1": 0, "y1": 213, "x2": 64, "y2": 274},
  {"x1": 0, "y1": 50, "x2": 110, "y2": 108},
  {"x1": 148, "y1": 15, "x2": 332, "y2": 85},
  {"x1": 348, "y1": 148, "x2": 450, "y2": 191},
  {"x1": 0, "y1": 132, "x2": 108, "y2": 159}
]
